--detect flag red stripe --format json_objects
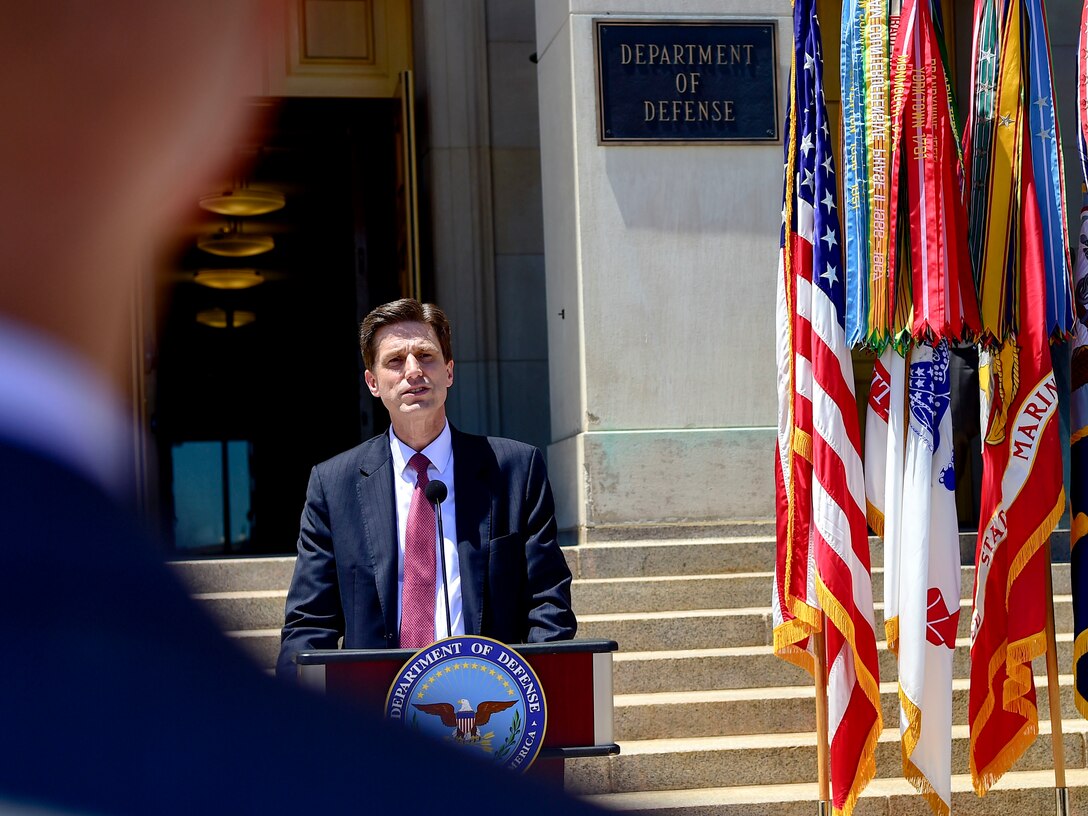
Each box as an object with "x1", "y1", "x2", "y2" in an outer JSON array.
[{"x1": 830, "y1": 685, "x2": 881, "y2": 805}]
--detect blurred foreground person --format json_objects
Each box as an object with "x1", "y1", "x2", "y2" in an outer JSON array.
[{"x1": 0, "y1": 4, "x2": 602, "y2": 814}]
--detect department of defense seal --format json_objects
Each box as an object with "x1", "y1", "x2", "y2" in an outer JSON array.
[{"x1": 384, "y1": 636, "x2": 547, "y2": 772}]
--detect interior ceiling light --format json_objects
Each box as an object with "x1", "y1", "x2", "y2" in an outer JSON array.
[
  {"x1": 198, "y1": 222, "x2": 274, "y2": 257},
  {"x1": 199, "y1": 187, "x2": 285, "y2": 217},
  {"x1": 193, "y1": 269, "x2": 265, "y2": 290},
  {"x1": 196, "y1": 308, "x2": 257, "y2": 329}
]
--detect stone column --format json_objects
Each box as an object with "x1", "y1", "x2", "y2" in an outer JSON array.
[
  {"x1": 535, "y1": 1, "x2": 792, "y2": 543},
  {"x1": 413, "y1": 0, "x2": 500, "y2": 433}
]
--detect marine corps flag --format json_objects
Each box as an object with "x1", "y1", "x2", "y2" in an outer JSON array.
[
  {"x1": 773, "y1": 2, "x2": 882, "y2": 813},
  {"x1": 967, "y1": 144, "x2": 1065, "y2": 795}
]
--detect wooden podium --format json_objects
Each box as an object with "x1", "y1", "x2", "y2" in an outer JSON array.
[{"x1": 294, "y1": 638, "x2": 619, "y2": 783}]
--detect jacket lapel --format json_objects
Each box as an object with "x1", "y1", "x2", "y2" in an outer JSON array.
[
  {"x1": 452, "y1": 428, "x2": 491, "y2": 636},
  {"x1": 355, "y1": 436, "x2": 398, "y2": 644}
]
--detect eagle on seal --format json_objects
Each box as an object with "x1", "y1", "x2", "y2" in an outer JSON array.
[{"x1": 413, "y1": 698, "x2": 516, "y2": 741}]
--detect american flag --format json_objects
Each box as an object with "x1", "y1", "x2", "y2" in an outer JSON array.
[{"x1": 772, "y1": 2, "x2": 882, "y2": 813}]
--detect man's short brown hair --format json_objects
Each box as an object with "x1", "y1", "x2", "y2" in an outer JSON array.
[{"x1": 359, "y1": 298, "x2": 453, "y2": 370}]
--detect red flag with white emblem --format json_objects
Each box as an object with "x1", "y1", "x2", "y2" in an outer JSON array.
[{"x1": 968, "y1": 136, "x2": 1065, "y2": 795}]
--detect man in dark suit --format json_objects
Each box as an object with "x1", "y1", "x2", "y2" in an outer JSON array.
[
  {"x1": 278, "y1": 299, "x2": 576, "y2": 679},
  {"x1": 0, "y1": 4, "x2": 600, "y2": 814}
]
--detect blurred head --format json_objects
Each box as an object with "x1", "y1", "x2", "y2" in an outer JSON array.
[{"x1": 0, "y1": 0, "x2": 269, "y2": 385}]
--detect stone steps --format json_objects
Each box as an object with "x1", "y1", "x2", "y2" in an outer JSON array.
[
  {"x1": 612, "y1": 675, "x2": 1075, "y2": 741},
  {"x1": 573, "y1": 562, "x2": 1073, "y2": 615},
  {"x1": 196, "y1": 590, "x2": 286, "y2": 631},
  {"x1": 173, "y1": 528, "x2": 1086, "y2": 814},
  {"x1": 613, "y1": 634, "x2": 1077, "y2": 694},
  {"x1": 173, "y1": 555, "x2": 294, "y2": 594},
  {"x1": 172, "y1": 549, "x2": 1074, "y2": 616},
  {"x1": 560, "y1": 532, "x2": 1082, "y2": 813},
  {"x1": 566, "y1": 537, "x2": 782, "y2": 579},
  {"x1": 568, "y1": 720, "x2": 1088, "y2": 794},
  {"x1": 576, "y1": 596, "x2": 1073, "y2": 653},
  {"x1": 580, "y1": 767, "x2": 1088, "y2": 815},
  {"x1": 173, "y1": 545, "x2": 792, "y2": 630},
  {"x1": 564, "y1": 530, "x2": 1069, "y2": 580},
  {"x1": 185, "y1": 569, "x2": 1074, "y2": 648}
]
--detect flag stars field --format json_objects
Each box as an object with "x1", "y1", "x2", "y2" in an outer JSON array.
[
  {"x1": 774, "y1": 1, "x2": 882, "y2": 813},
  {"x1": 822, "y1": 227, "x2": 838, "y2": 251}
]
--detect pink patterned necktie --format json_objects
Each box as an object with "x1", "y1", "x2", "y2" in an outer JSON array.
[{"x1": 400, "y1": 452, "x2": 436, "y2": 649}]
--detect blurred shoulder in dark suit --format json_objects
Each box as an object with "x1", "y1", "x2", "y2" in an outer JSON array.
[{"x1": 0, "y1": 4, "x2": 600, "y2": 814}]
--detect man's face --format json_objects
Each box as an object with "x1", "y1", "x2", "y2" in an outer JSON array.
[{"x1": 364, "y1": 321, "x2": 454, "y2": 423}]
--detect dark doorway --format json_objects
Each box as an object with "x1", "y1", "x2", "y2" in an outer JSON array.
[{"x1": 152, "y1": 98, "x2": 402, "y2": 556}]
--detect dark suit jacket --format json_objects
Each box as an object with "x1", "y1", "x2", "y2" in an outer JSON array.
[
  {"x1": 0, "y1": 437, "x2": 600, "y2": 815},
  {"x1": 277, "y1": 427, "x2": 576, "y2": 679}
]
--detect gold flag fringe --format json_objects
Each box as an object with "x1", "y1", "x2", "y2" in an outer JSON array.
[
  {"x1": 899, "y1": 692, "x2": 951, "y2": 816},
  {"x1": 816, "y1": 575, "x2": 882, "y2": 816}
]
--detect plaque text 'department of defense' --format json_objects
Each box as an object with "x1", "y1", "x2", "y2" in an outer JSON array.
[{"x1": 595, "y1": 20, "x2": 778, "y2": 144}]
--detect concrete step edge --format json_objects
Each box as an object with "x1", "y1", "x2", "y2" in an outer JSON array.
[
  {"x1": 614, "y1": 674, "x2": 1073, "y2": 706},
  {"x1": 614, "y1": 630, "x2": 1077, "y2": 663},
  {"x1": 193, "y1": 589, "x2": 287, "y2": 601},
  {"x1": 579, "y1": 607, "x2": 775, "y2": 623},
  {"x1": 614, "y1": 719, "x2": 1088, "y2": 755},
  {"x1": 614, "y1": 645, "x2": 775, "y2": 661},
  {"x1": 583, "y1": 521, "x2": 774, "y2": 542},
  {"x1": 171, "y1": 556, "x2": 296, "y2": 567},
  {"x1": 578, "y1": 767, "x2": 1088, "y2": 810},
  {"x1": 570, "y1": 536, "x2": 775, "y2": 550},
  {"x1": 575, "y1": 572, "x2": 774, "y2": 585},
  {"x1": 576, "y1": 563, "x2": 1068, "y2": 580},
  {"x1": 226, "y1": 628, "x2": 280, "y2": 638},
  {"x1": 579, "y1": 594, "x2": 1073, "y2": 623}
]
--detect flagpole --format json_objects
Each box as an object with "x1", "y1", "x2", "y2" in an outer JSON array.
[
  {"x1": 813, "y1": 621, "x2": 831, "y2": 815},
  {"x1": 1042, "y1": 537, "x2": 1069, "y2": 816}
]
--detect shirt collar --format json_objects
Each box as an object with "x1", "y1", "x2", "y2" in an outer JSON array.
[
  {"x1": 388, "y1": 421, "x2": 453, "y2": 478},
  {"x1": 0, "y1": 317, "x2": 131, "y2": 496}
]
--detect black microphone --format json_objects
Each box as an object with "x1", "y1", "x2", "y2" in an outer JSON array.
[
  {"x1": 424, "y1": 480, "x2": 452, "y2": 639},
  {"x1": 424, "y1": 479, "x2": 447, "y2": 505}
]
